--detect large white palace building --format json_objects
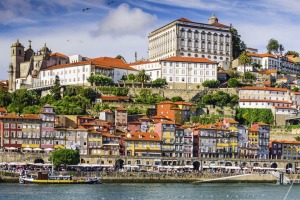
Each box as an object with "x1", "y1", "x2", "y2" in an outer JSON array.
[
  {"x1": 148, "y1": 14, "x2": 232, "y2": 69},
  {"x1": 130, "y1": 56, "x2": 218, "y2": 89}
]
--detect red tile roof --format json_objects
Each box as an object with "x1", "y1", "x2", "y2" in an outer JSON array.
[
  {"x1": 98, "y1": 96, "x2": 130, "y2": 101},
  {"x1": 50, "y1": 52, "x2": 68, "y2": 58},
  {"x1": 224, "y1": 118, "x2": 238, "y2": 124},
  {"x1": 44, "y1": 57, "x2": 138, "y2": 71},
  {"x1": 274, "y1": 106, "x2": 297, "y2": 110},
  {"x1": 116, "y1": 106, "x2": 127, "y2": 111},
  {"x1": 239, "y1": 99, "x2": 292, "y2": 104},
  {"x1": 240, "y1": 86, "x2": 288, "y2": 92},
  {"x1": 0, "y1": 107, "x2": 7, "y2": 112},
  {"x1": 125, "y1": 132, "x2": 161, "y2": 141},
  {"x1": 162, "y1": 56, "x2": 218, "y2": 64},
  {"x1": 270, "y1": 140, "x2": 300, "y2": 145}
]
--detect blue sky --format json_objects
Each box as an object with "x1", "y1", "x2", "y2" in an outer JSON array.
[{"x1": 0, "y1": 0, "x2": 300, "y2": 80}]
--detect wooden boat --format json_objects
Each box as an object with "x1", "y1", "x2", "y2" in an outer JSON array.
[{"x1": 19, "y1": 171, "x2": 101, "y2": 184}]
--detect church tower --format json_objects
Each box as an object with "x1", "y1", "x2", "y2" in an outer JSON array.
[
  {"x1": 208, "y1": 13, "x2": 218, "y2": 24},
  {"x1": 10, "y1": 39, "x2": 25, "y2": 92}
]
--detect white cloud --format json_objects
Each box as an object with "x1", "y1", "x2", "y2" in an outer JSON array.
[{"x1": 92, "y1": 3, "x2": 157, "y2": 37}]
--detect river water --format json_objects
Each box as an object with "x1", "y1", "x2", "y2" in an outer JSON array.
[{"x1": 0, "y1": 183, "x2": 299, "y2": 200}]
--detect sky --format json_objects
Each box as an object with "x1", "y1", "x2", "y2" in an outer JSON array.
[{"x1": 0, "y1": 0, "x2": 300, "y2": 80}]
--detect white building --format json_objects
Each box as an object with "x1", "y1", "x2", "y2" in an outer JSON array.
[
  {"x1": 130, "y1": 56, "x2": 218, "y2": 89},
  {"x1": 148, "y1": 14, "x2": 232, "y2": 69},
  {"x1": 238, "y1": 86, "x2": 299, "y2": 125},
  {"x1": 233, "y1": 52, "x2": 299, "y2": 75},
  {"x1": 36, "y1": 56, "x2": 138, "y2": 88}
]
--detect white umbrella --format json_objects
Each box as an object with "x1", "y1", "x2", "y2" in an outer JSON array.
[
  {"x1": 23, "y1": 147, "x2": 32, "y2": 151},
  {"x1": 33, "y1": 148, "x2": 43, "y2": 151},
  {"x1": 44, "y1": 148, "x2": 54, "y2": 151},
  {"x1": 6, "y1": 147, "x2": 17, "y2": 150}
]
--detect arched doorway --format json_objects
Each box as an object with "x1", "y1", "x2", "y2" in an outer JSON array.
[
  {"x1": 115, "y1": 159, "x2": 124, "y2": 169},
  {"x1": 225, "y1": 162, "x2": 232, "y2": 166},
  {"x1": 193, "y1": 161, "x2": 200, "y2": 171},
  {"x1": 263, "y1": 163, "x2": 268, "y2": 167},
  {"x1": 34, "y1": 158, "x2": 44, "y2": 164},
  {"x1": 253, "y1": 162, "x2": 260, "y2": 167},
  {"x1": 286, "y1": 163, "x2": 293, "y2": 173},
  {"x1": 271, "y1": 163, "x2": 277, "y2": 168}
]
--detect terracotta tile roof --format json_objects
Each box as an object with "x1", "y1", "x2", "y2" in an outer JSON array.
[
  {"x1": 178, "y1": 18, "x2": 192, "y2": 22},
  {"x1": 139, "y1": 116, "x2": 150, "y2": 120},
  {"x1": 248, "y1": 52, "x2": 277, "y2": 59},
  {"x1": 274, "y1": 106, "x2": 297, "y2": 110},
  {"x1": 264, "y1": 69, "x2": 278, "y2": 74},
  {"x1": 240, "y1": 86, "x2": 288, "y2": 92},
  {"x1": 291, "y1": 92, "x2": 300, "y2": 95},
  {"x1": 156, "y1": 100, "x2": 174, "y2": 105},
  {"x1": 78, "y1": 116, "x2": 94, "y2": 119},
  {"x1": 101, "y1": 132, "x2": 120, "y2": 138},
  {"x1": 0, "y1": 113, "x2": 39, "y2": 120},
  {"x1": 102, "y1": 109, "x2": 112, "y2": 113},
  {"x1": 44, "y1": 57, "x2": 138, "y2": 71},
  {"x1": 50, "y1": 52, "x2": 68, "y2": 58},
  {"x1": 162, "y1": 56, "x2": 218, "y2": 64},
  {"x1": 125, "y1": 132, "x2": 161, "y2": 141},
  {"x1": 224, "y1": 118, "x2": 239, "y2": 124},
  {"x1": 211, "y1": 22, "x2": 229, "y2": 27},
  {"x1": 116, "y1": 106, "x2": 126, "y2": 111},
  {"x1": 0, "y1": 107, "x2": 7, "y2": 112},
  {"x1": 173, "y1": 101, "x2": 196, "y2": 106},
  {"x1": 98, "y1": 96, "x2": 130, "y2": 101},
  {"x1": 239, "y1": 99, "x2": 292, "y2": 104}
]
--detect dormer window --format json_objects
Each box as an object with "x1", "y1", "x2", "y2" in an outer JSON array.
[{"x1": 138, "y1": 135, "x2": 143, "y2": 138}]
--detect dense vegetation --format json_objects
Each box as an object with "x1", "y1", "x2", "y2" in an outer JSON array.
[
  {"x1": 49, "y1": 149, "x2": 80, "y2": 168},
  {"x1": 235, "y1": 108, "x2": 274, "y2": 125},
  {"x1": 134, "y1": 89, "x2": 166, "y2": 104},
  {"x1": 190, "y1": 114, "x2": 222, "y2": 124},
  {"x1": 202, "y1": 80, "x2": 220, "y2": 88},
  {"x1": 199, "y1": 91, "x2": 238, "y2": 107}
]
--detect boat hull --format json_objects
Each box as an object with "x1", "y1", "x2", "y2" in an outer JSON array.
[{"x1": 21, "y1": 178, "x2": 101, "y2": 184}]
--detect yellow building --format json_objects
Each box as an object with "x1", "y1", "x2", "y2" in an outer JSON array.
[
  {"x1": 88, "y1": 129, "x2": 102, "y2": 155},
  {"x1": 125, "y1": 132, "x2": 161, "y2": 157},
  {"x1": 21, "y1": 114, "x2": 41, "y2": 151}
]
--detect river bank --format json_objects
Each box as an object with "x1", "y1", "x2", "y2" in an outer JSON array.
[{"x1": 0, "y1": 171, "x2": 280, "y2": 184}]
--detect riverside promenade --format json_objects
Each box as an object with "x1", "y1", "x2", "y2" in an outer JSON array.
[{"x1": 0, "y1": 170, "x2": 281, "y2": 184}]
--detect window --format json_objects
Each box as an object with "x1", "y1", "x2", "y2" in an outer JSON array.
[
  {"x1": 169, "y1": 77, "x2": 172, "y2": 82},
  {"x1": 182, "y1": 77, "x2": 185, "y2": 82}
]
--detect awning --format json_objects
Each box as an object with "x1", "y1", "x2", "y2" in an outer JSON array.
[
  {"x1": 33, "y1": 148, "x2": 43, "y2": 151},
  {"x1": 6, "y1": 147, "x2": 18, "y2": 150},
  {"x1": 23, "y1": 147, "x2": 32, "y2": 151},
  {"x1": 225, "y1": 166, "x2": 241, "y2": 170},
  {"x1": 44, "y1": 148, "x2": 54, "y2": 151}
]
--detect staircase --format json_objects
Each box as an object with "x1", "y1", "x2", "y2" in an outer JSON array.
[{"x1": 271, "y1": 171, "x2": 290, "y2": 185}]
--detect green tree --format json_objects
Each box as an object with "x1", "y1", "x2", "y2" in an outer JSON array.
[
  {"x1": 252, "y1": 63, "x2": 262, "y2": 69},
  {"x1": 50, "y1": 75, "x2": 61, "y2": 100},
  {"x1": 235, "y1": 108, "x2": 274, "y2": 125},
  {"x1": 231, "y1": 27, "x2": 247, "y2": 59},
  {"x1": 292, "y1": 87, "x2": 300, "y2": 92},
  {"x1": 49, "y1": 149, "x2": 80, "y2": 168},
  {"x1": 152, "y1": 78, "x2": 167, "y2": 87},
  {"x1": 127, "y1": 106, "x2": 142, "y2": 115},
  {"x1": 8, "y1": 89, "x2": 40, "y2": 114},
  {"x1": 81, "y1": 88, "x2": 96, "y2": 103},
  {"x1": 266, "y1": 38, "x2": 280, "y2": 54},
  {"x1": 136, "y1": 69, "x2": 150, "y2": 88},
  {"x1": 88, "y1": 74, "x2": 113, "y2": 86},
  {"x1": 0, "y1": 87, "x2": 12, "y2": 107},
  {"x1": 128, "y1": 74, "x2": 136, "y2": 82},
  {"x1": 228, "y1": 78, "x2": 240, "y2": 87},
  {"x1": 40, "y1": 94, "x2": 55, "y2": 106},
  {"x1": 285, "y1": 51, "x2": 299, "y2": 57},
  {"x1": 171, "y1": 96, "x2": 184, "y2": 102},
  {"x1": 202, "y1": 80, "x2": 220, "y2": 88},
  {"x1": 238, "y1": 51, "x2": 251, "y2": 75},
  {"x1": 93, "y1": 102, "x2": 109, "y2": 112},
  {"x1": 244, "y1": 72, "x2": 254, "y2": 80},
  {"x1": 87, "y1": 74, "x2": 95, "y2": 86},
  {"x1": 23, "y1": 105, "x2": 41, "y2": 114}
]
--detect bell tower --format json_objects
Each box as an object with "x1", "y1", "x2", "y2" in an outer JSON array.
[{"x1": 10, "y1": 39, "x2": 25, "y2": 91}]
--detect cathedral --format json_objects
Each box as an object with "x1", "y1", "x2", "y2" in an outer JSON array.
[{"x1": 8, "y1": 40, "x2": 68, "y2": 92}]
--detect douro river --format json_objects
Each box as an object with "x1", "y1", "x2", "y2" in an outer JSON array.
[{"x1": 0, "y1": 183, "x2": 299, "y2": 200}]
